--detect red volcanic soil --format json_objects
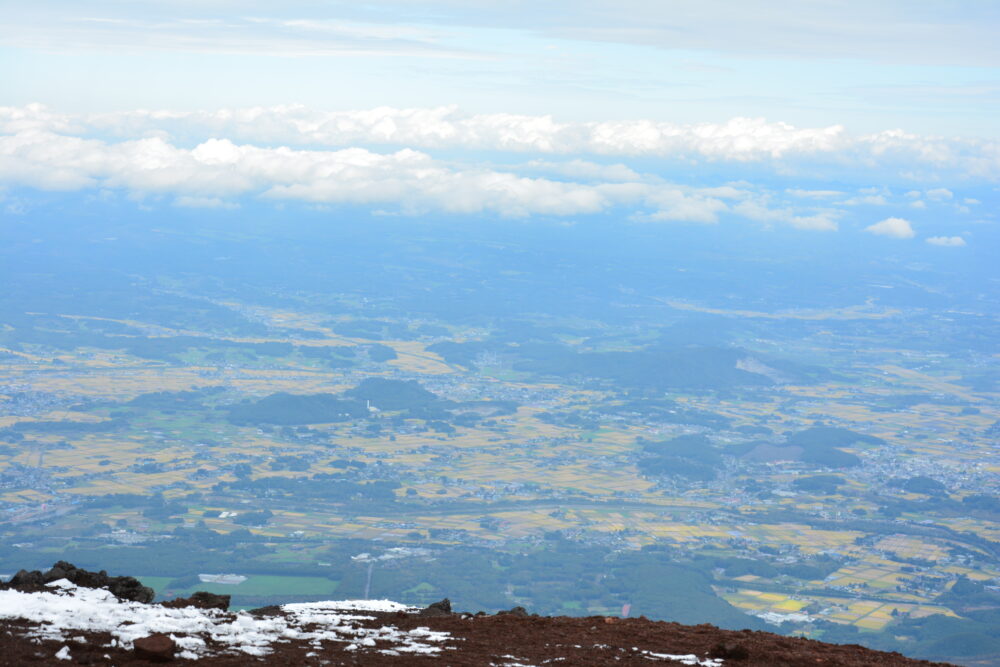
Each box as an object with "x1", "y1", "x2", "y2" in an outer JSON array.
[{"x1": 0, "y1": 607, "x2": 955, "y2": 666}]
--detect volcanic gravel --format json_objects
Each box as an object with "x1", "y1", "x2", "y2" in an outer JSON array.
[{"x1": 1, "y1": 604, "x2": 956, "y2": 666}]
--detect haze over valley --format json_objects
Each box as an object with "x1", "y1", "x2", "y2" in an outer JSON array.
[{"x1": 2, "y1": 2, "x2": 999, "y2": 664}]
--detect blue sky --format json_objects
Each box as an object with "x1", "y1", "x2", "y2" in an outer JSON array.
[{"x1": 0, "y1": 1, "x2": 997, "y2": 247}]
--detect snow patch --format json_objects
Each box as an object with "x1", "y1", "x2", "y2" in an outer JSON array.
[
  {"x1": 0, "y1": 580, "x2": 450, "y2": 659},
  {"x1": 641, "y1": 650, "x2": 723, "y2": 666}
]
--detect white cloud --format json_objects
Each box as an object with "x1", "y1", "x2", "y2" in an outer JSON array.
[
  {"x1": 0, "y1": 129, "x2": 751, "y2": 222},
  {"x1": 864, "y1": 217, "x2": 915, "y2": 239},
  {"x1": 926, "y1": 235, "x2": 966, "y2": 247},
  {"x1": 731, "y1": 198, "x2": 840, "y2": 231},
  {"x1": 786, "y1": 188, "x2": 842, "y2": 198},
  {"x1": 632, "y1": 187, "x2": 729, "y2": 223},
  {"x1": 174, "y1": 195, "x2": 239, "y2": 209},
  {"x1": 1, "y1": 105, "x2": 990, "y2": 233},
  {"x1": 925, "y1": 188, "x2": 953, "y2": 200},
  {"x1": 842, "y1": 194, "x2": 888, "y2": 206},
  {"x1": 1, "y1": 13, "x2": 477, "y2": 61},
  {"x1": 518, "y1": 159, "x2": 642, "y2": 182},
  {"x1": 549, "y1": 1, "x2": 1000, "y2": 67},
  {"x1": 4, "y1": 104, "x2": 999, "y2": 182},
  {"x1": 787, "y1": 212, "x2": 841, "y2": 231}
]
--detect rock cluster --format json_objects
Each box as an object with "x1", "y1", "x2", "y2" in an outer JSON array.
[
  {"x1": 2, "y1": 560, "x2": 155, "y2": 603},
  {"x1": 417, "y1": 597, "x2": 452, "y2": 616},
  {"x1": 161, "y1": 590, "x2": 231, "y2": 611}
]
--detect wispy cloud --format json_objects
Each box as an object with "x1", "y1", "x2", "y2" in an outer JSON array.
[
  {"x1": 4, "y1": 1, "x2": 999, "y2": 142},
  {"x1": 540, "y1": 0, "x2": 1000, "y2": 66},
  {"x1": 15, "y1": 1, "x2": 996, "y2": 66},
  {"x1": 786, "y1": 189, "x2": 843, "y2": 199},
  {"x1": 1, "y1": 13, "x2": 480, "y2": 60},
  {"x1": 926, "y1": 235, "x2": 967, "y2": 247}
]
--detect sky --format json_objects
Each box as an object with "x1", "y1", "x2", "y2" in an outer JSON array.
[{"x1": 1, "y1": 0, "x2": 998, "y2": 247}]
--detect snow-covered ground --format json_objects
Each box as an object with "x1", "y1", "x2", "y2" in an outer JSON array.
[{"x1": 0, "y1": 579, "x2": 451, "y2": 660}]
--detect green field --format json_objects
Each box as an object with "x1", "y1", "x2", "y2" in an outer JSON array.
[{"x1": 139, "y1": 574, "x2": 340, "y2": 606}]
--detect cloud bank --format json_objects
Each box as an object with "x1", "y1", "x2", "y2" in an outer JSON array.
[
  {"x1": 3, "y1": 105, "x2": 999, "y2": 181},
  {"x1": 0, "y1": 105, "x2": 990, "y2": 238},
  {"x1": 0, "y1": 131, "x2": 745, "y2": 222}
]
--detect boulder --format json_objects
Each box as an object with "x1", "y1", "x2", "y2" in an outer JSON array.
[
  {"x1": 108, "y1": 576, "x2": 155, "y2": 604},
  {"x1": 419, "y1": 598, "x2": 452, "y2": 617},
  {"x1": 709, "y1": 641, "x2": 750, "y2": 660},
  {"x1": 7, "y1": 569, "x2": 44, "y2": 588},
  {"x1": 498, "y1": 606, "x2": 529, "y2": 617},
  {"x1": 162, "y1": 591, "x2": 230, "y2": 611},
  {"x1": 133, "y1": 633, "x2": 176, "y2": 662},
  {"x1": 247, "y1": 605, "x2": 283, "y2": 617}
]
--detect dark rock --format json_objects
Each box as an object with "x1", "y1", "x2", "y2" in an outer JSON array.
[
  {"x1": 191, "y1": 591, "x2": 230, "y2": 610},
  {"x1": 709, "y1": 641, "x2": 750, "y2": 660},
  {"x1": 499, "y1": 606, "x2": 529, "y2": 617},
  {"x1": 8, "y1": 569, "x2": 44, "y2": 588},
  {"x1": 133, "y1": 633, "x2": 175, "y2": 662},
  {"x1": 4, "y1": 562, "x2": 154, "y2": 603},
  {"x1": 247, "y1": 605, "x2": 283, "y2": 617},
  {"x1": 419, "y1": 598, "x2": 452, "y2": 617},
  {"x1": 162, "y1": 591, "x2": 230, "y2": 611},
  {"x1": 109, "y1": 577, "x2": 155, "y2": 604},
  {"x1": 42, "y1": 564, "x2": 69, "y2": 583}
]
